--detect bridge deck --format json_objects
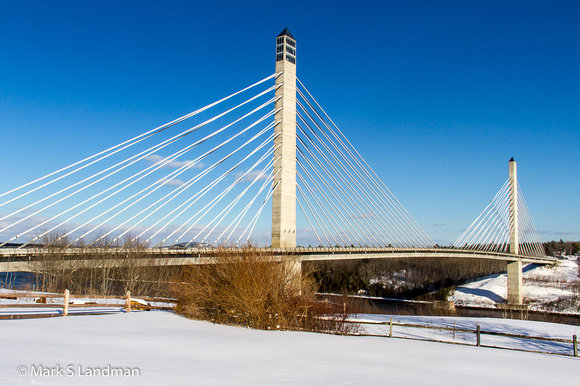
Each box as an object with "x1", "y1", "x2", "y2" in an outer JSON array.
[{"x1": 0, "y1": 247, "x2": 556, "y2": 273}]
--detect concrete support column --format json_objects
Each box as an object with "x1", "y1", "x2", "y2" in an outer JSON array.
[
  {"x1": 272, "y1": 29, "x2": 297, "y2": 249},
  {"x1": 287, "y1": 256, "x2": 302, "y2": 294},
  {"x1": 507, "y1": 158, "x2": 523, "y2": 305},
  {"x1": 507, "y1": 260, "x2": 523, "y2": 305}
]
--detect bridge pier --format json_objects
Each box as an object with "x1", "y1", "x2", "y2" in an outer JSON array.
[
  {"x1": 507, "y1": 260, "x2": 523, "y2": 305},
  {"x1": 288, "y1": 256, "x2": 302, "y2": 293}
]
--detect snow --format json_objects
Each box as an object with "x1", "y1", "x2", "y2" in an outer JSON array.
[
  {"x1": 1, "y1": 259, "x2": 578, "y2": 384},
  {"x1": 527, "y1": 256, "x2": 580, "y2": 283},
  {"x1": 354, "y1": 314, "x2": 580, "y2": 355},
  {"x1": 130, "y1": 297, "x2": 149, "y2": 306},
  {"x1": 450, "y1": 273, "x2": 508, "y2": 306},
  {"x1": 369, "y1": 269, "x2": 408, "y2": 290},
  {"x1": 1, "y1": 311, "x2": 579, "y2": 385},
  {"x1": 450, "y1": 257, "x2": 580, "y2": 312}
]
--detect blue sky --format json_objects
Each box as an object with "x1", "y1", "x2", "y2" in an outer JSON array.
[{"x1": 0, "y1": 0, "x2": 578, "y2": 245}]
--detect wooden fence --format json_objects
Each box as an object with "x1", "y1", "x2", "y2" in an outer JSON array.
[
  {"x1": 0, "y1": 290, "x2": 176, "y2": 319},
  {"x1": 349, "y1": 317, "x2": 578, "y2": 358},
  {"x1": 2, "y1": 291, "x2": 577, "y2": 358}
]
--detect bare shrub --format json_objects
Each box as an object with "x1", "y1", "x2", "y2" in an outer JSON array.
[
  {"x1": 32, "y1": 232, "x2": 178, "y2": 297},
  {"x1": 34, "y1": 231, "x2": 72, "y2": 292},
  {"x1": 541, "y1": 295, "x2": 580, "y2": 313},
  {"x1": 173, "y1": 246, "x2": 355, "y2": 333}
]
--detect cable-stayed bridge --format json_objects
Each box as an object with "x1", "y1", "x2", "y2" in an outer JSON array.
[{"x1": 0, "y1": 29, "x2": 554, "y2": 304}]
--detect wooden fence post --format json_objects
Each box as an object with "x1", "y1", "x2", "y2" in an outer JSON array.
[
  {"x1": 125, "y1": 291, "x2": 131, "y2": 313},
  {"x1": 476, "y1": 324, "x2": 481, "y2": 347},
  {"x1": 63, "y1": 289, "x2": 69, "y2": 316},
  {"x1": 574, "y1": 335, "x2": 578, "y2": 357},
  {"x1": 389, "y1": 317, "x2": 393, "y2": 338}
]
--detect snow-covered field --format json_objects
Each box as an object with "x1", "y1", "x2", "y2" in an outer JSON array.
[
  {"x1": 356, "y1": 313, "x2": 579, "y2": 355},
  {"x1": 1, "y1": 311, "x2": 579, "y2": 385},
  {"x1": 451, "y1": 256, "x2": 580, "y2": 313},
  {"x1": 1, "y1": 258, "x2": 578, "y2": 384}
]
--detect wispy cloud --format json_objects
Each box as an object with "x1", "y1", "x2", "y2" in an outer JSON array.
[
  {"x1": 159, "y1": 178, "x2": 184, "y2": 187},
  {"x1": 144, "y1": 154, "x2": 203, "y2": 169},
  {"x1": 433, "y1": 223, "x2": 446, "y2": 227},
  {"x1": 0, "y1": 212, "x2": 215, "y2": 247},
  {"x1": 235, "y1": 170, "x2": 269, "y2": 183},
  {"x1": 538, "y1": 230, "x2": 580, "y2": 236}
]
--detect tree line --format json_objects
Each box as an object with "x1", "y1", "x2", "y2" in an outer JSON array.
[
  {"x1": 543, "y1": 240, "x2": 580, "y2": 256},
  {"x1": 305, "y1": 257, "x2": 506, "y2": 300}
]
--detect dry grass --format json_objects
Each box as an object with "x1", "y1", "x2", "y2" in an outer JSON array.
[{"x1": 173, "y1": 246, "x2": 356, "y2": 333}]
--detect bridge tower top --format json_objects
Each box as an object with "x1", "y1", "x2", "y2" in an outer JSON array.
[{"x1": 272, "y1": 28, "x2": 297, "y2": 248}]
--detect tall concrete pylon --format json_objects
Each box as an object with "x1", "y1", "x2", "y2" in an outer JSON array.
[
  {"x1": 507, "y1": 158, "x2": 523, "y2": 305},
  {"x1": 272, "y1": 28, "x2": 297, "y2": 248}
]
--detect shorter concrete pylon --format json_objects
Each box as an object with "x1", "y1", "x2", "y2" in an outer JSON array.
[{"x1": 506, "y1": 158, "x2": 523, "y2": 305}]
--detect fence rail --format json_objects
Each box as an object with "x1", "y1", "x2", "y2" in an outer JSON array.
[
  {"x1": 0, "y1": 290, "x2": 176, "y2": 318},
  {"x1": 348, "y1": 318, "x2": 578, "y2": 358}
]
